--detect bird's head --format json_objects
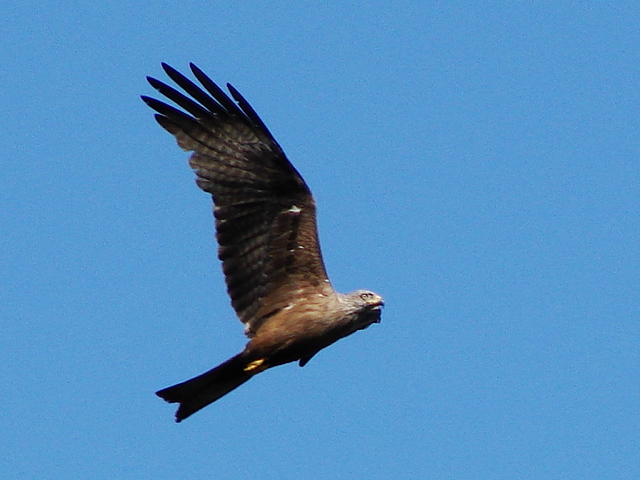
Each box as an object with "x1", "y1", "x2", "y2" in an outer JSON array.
[{"x1": 340, "y1": 289, "x2": 384, "y2": 332}]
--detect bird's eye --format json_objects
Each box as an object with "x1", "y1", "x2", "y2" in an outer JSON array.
[{"x1": 360, "y1": 292, "x2": 372, "y2": 300}]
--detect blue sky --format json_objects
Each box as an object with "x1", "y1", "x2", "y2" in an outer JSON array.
[{"x1": 2, "y1": 1, "x2": 639, "y2": 478}]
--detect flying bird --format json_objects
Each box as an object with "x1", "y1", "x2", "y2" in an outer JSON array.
[{"x1": 142, "y1": 63, "x2": 384, "y2": 422}]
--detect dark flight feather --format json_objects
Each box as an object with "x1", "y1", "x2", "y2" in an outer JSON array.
[{"x1": 144, "y1": 65, "x2": 333, "y2": 336}]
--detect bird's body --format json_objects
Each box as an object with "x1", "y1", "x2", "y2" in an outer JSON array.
[{"x1": 143, "y1": 64, "x2": 383, "y2": 422}]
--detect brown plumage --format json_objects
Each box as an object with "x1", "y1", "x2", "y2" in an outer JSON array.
[{"x1": 142, "y1": 63, "x2": 383, "y2": 422}]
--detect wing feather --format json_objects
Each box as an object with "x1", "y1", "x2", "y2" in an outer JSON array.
[{"x1": 143, "y1": 64, "x2": 336, "y2": 336}]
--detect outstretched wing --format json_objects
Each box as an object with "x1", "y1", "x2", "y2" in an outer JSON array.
[{"x1": 142, "y1": 63, "x2": 335, "y2": 336}]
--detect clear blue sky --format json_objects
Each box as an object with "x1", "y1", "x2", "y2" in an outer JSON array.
[{"x1": 2, "y1": 2, "x2": 638, "y2": 479}]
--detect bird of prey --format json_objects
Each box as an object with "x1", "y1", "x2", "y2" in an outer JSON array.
[{"x1": 142, "y1": 63, "x2": 384, "y2": 422}]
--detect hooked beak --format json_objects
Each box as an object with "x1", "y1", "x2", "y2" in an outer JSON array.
[{"x1": 370, "y1": 293, "x2": 384, "y2": 307}]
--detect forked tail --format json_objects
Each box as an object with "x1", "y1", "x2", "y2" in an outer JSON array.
[{"x1": 156, "y1": 353, "x2": 253, "y2": 422}]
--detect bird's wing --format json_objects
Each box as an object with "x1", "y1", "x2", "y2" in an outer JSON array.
[{"x1": 143, "y1": 63, "x2": 336, "y2": 336}]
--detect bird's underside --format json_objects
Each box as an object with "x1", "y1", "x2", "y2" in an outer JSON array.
[{"x1": 143, "y1": 63, "x2": 383, "y2": 422}]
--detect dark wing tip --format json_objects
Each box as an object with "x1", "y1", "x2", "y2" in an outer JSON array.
[
  {"x1": 187, "y1": 64, "x2": 243, "y2": 117},
  {"x1": 145, "y1": 64, "x2": 271, "y2": 137},
  {"x1": 160, "y1": 62, "x2": 175, "y2": 75},
  {"x1": 226, "y1": 83, "x2": 276, "y2": 140},
  {"x1": 140, "y1": 95, "x2": 170, "y2": 116},
  {"x1": 161, "y1": 63, "x2": 192, "y2": 89},
  {"x1": 140, "y1": 95, "x2": 165, "y2": 112},
  {"x1": 189, "y1": 62, "x2": 204, "y2": 78},
  {"x1": 146, "y1": 75, "x2": 163, "y2": 90}
]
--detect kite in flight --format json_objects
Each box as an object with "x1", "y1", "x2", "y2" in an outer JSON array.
[{"x1": 142, "y1": 63, "x2": 384, "y2": 422}]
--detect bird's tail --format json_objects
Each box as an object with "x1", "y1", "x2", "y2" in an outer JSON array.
[{"x1": 156, "y1": 353, "x2": 254, "y2": 422}]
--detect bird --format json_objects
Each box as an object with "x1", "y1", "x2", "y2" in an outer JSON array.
[{"x1": 142, "y1": 63, "x2": 384, "y2": 422}]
